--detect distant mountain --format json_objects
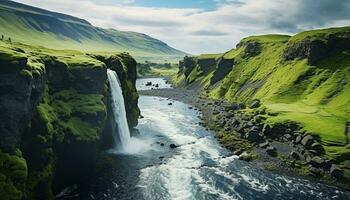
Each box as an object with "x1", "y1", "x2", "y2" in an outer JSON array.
[{"x1": 0, "y1": 0, "x2": 187, "y2": 62}]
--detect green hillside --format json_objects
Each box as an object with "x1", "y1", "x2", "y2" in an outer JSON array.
[
  {"x1": 175, "y1": 26, "x2": 350, "y2": 161},
  {"x1": 0, "y1": 0, "x2": 187, "y2": 62}
]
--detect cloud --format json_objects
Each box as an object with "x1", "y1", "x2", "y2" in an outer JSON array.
[{"x1": 13, "y1": 0, "x2": 350, "y2": 54}]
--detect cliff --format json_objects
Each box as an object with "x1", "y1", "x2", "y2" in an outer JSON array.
[
  {"x1": 175, "y1": 26, "x2": 350, "y2": 187},
  {"x1": 0, "y1": 41, "x2": 139, "y2": 199}
]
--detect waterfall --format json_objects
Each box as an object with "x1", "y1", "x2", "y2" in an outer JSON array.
[{"x1": 107, "y1": 69, "x2": 131, "y2": 152}]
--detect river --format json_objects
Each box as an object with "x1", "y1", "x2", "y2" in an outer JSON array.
[{"x1": 90, "y1": 78, "x2": 350, "y2": 200}]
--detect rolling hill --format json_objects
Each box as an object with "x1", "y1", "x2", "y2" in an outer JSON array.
[{"x1": 0, "y1": 0, "x2": 187, "y2": 62}]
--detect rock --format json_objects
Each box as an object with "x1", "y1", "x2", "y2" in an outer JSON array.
[
  {"x1": 310, "y1": 156, "x2": 325, "y2": 168},
  {"x1": 168, "y1": 102, "x2": 173, "y2": 106},
  {"x1": 283, "y1": 134, "x2": 293, "y2": 141},
  {"x1": 242, "y1": 42, "x2": 262, "y2": 59},
  {"x1": 245, "y1": 130, "x2": 262, "y2": 142},
  {"x1": 239, "y1": 151, "x2": 253, "y2": 161},
  {"x1": 139, "y1": 115, "x2": 144, "y2": 119},
  {"x1": 301, "y1": 135, "x2": 314, "y2": 147},
  {"x1": 155, "y1": 83, "x2": 159, "y2": 88},
  {"x1": 169, "y1": 144, "x2": 178, "y2": 149},
  {"x1": 309, "y1": 167, "x2": 322, "y2": 176},
  {"x1": 266, "y1": 146, "x2": 277, "y2": 156},
  {"x1": 210, "y1": 58, "x2": 235, "y2": 85},
  {"x1": 259, "y1": 141, "x2": 269, "y2": 148},
  {"x1": 330, "y1": 164, "x2": 344, "y2": 179},
  {"x1": 311, "y1": 142, "x2": 324, "y2": 154},
  {"x1": 304, "y1": 153, "x2": 312, "y2": 163},
  {"x1": 294, "y1": 135, "x2": 302, "y2": 144},
  {"x1": 145, "y1": 81, "x2": 152, "y2": 86},
  {"x1": 224, "y1": 127, "x2": 231, "y2": 132},
  {"x1": 249, "y1": 99, "x2": 261, "y2": 109},
  {"x1": 290, "y1": 151, "x2": 301, "y2": 160},
  {"x1": 160, "y1": 143, "x2": 164, "y2": 146}
]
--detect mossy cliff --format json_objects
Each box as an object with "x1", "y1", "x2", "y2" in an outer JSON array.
[
  {"x1": 174, "y1": 26, "x2": 350, "y2": 187},
  {"x1": 0, "y1": 41, "x2": 139, "y2": 199}
]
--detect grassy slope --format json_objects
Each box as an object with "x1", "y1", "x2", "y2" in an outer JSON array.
[
  {"x1": 176, "y1": 28, "x2": 350, "y2": 161},
  {"x1": 0, "y1": 0, "x2": 187, "y2": 63}
]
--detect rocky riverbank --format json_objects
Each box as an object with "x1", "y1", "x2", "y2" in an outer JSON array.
[{"x1": 140, "y1": 85, "x2": 350, "y2": 191}]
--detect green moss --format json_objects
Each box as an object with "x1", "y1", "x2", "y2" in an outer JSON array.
[
  {"x1": 20, "y1": 69, "x2": 32, "y2": 78},
  {"x1": 290, "y1": 26, "x2": 350, "y2": 42},
  {"x1": 0, "y1": 150, "x2": 27, "y2": 200}
]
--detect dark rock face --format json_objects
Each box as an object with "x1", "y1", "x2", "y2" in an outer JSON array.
[
  {"x1": 0, "y1": 58, "x2": 44, "y2": 153},
  {"x1": 179, "y1": 56, "x2": 197, "y2": 77},
  {"x1": 282, "y1": 33, "x2": 350, "y2": 64},
  {"x1": 197, "y1": 58, "x2": 216, "y2": 74},
  {"x1": 243, "y1": 42, "x2": 262, "y2": 59},
  {"x1": 210, "y1": 58, "x2": 234, "y2": 85}
]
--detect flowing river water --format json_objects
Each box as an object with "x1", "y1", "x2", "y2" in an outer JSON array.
[{"x1": 91, "y1": 78, "x2": 350, "y2": 200}]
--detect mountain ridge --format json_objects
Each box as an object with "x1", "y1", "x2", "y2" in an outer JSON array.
[{"x1": 0, "y1": 0, "x2": 187, "y2": 62}]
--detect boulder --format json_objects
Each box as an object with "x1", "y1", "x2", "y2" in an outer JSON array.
[
  {"x1": 294, "y1": 135, "x2": 302, "y2": 144},
  {"x1": 155, "y1": 83, "x2": 159, "y2": 88},
  {"x1": 168, "y1": 102, "x2": 173, "y2": 106},
  {"x1": 330, "y1": 164, "x2": 344, "y2": 179},
  {"x1": 301, "y1": 135, "x2": 314, "y2": 147},
  {"x1": 259, "y1": 141, "x2": 269, "y2": 148},
  {"x1": 290, "y1": 151, "x2": 301, "y2": 160},
  {"x1": 283, "y1": 134, "x2": 293, "y2": 142},
  {"x1": 266, "y1": 146, "x2": 277, "y2": 156},
  {"x1": 311, "y1": 143, "x2": 324, "y2": 154},
  {"x1": 169, "y1": 144, "x2": 179, "y2": 149},
  {"x1": 310, "y1": 156, "x2": 325, "y2": 168},
  {"x1": 239, "y1": 151, "x2": 253, "y2": 161},
  {"x1": 246, "y1": 130, "x2": 262, "y2": 142},
  {"x1": 145, "y1": 81, "x2": 152, "y2": 86},
  {"x1": 249, "y1": 99, "x2": 261, "y2": 109}
]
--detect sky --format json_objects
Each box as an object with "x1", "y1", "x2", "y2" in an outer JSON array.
[{"x1": 14, "y1": 0, "x2": 350, "y2": 54}]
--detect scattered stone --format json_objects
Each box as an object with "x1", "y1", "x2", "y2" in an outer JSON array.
[
  {"x1": 290, "y1": 151, "x2": 301, "y2": 160},
  {"x1": 310, "y1": 156, "x2": 325, "y2": 168},
  {"x1": 155, "y1": 83, "x2": 159, "y2": 88},
  {"x1": 139, "y1": 115, "x2": 144, "y2": 119},
  {"x1": 168, "y1": 102, "x2": 173, "y2": 106},
  {"x1": 188, "y1": 106, "x2": 193, "y2": 109},
  {"x1": 283, "y1": 134, "x2": 293, "y2": 141},
  {"x1": 294, "y1": 135, "x2": 302, "y2": 144},
  {"x1": 239, "y1": 151, "x2": 253, "y2": 161},
  {"x1": 259, "y1": 141, "x2": 269, "y2": 148},
  {"x1": 249, "y1": 99, "x2": 260, "y2": 108},
  {"x1": 246, "y1": 130, "x2": 261, "y2": 142},
  {"x1": 309, "y1": 167, "x2": 322, "y2": 176},
  {"x1": 311, "y1": 142, "x2": 324, "y2": 154},
  {"x1": 169, "y1": 144, "x2": 178, "y2": 149},
  {"x1": 159, "y1": 156, "x2": 164, "y2": 159},
  {"x1": 330, "y1": 164, "x2": 344, "y2": 179},
  {"x1": 301, "y1": 135, "x2": 314, "y2": 147},
  {"x1": 145, "y1": 81, "x2": 152, "y2": 86},
  {"x1": 266, "y1": 146, "x2": 277, "y2": 156},
  {"x1": 224, "y1": 127, "x2": 231, "y2": 132},
  {"x1": 160, "y1": 143, "x2": 164, "y2": 146}
]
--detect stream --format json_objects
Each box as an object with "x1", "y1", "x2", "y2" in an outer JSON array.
[{"x1": 91, "y1": 78, "x2": 350, "y2": 200}]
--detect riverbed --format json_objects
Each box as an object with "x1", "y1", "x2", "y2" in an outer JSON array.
[{"x1": 90, "y1": 78, "x2": 350, "y2": 200}]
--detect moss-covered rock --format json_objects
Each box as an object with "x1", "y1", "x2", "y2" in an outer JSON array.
[{"x1": 0, "y1": 41, "x2": 140, "y2": 199}]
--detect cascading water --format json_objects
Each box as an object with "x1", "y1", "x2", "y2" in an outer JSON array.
[{"x1": 107, "y1": 69, "x2": 131, "y2": 152}]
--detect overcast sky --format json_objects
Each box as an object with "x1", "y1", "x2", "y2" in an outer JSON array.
[{"x1": 14, "y1": 0, "x2": 350, "y2": 54}]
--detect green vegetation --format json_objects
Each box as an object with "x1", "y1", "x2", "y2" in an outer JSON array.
[
  {"x1": 0, "y1": 1, "x2": 187, "y2": 63},
  {"x1": 0, "y1": 150, "x2": 27, "y2": 200},
  {"x1": 0, "y1": 34, "x2": 140, "y2": 199},
  {"x1": 137, "y1": 62, "x2": 178, "y2": 77},
  {"x1": 175, "y1": 26, "x2": 350, "y2": 162}
]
